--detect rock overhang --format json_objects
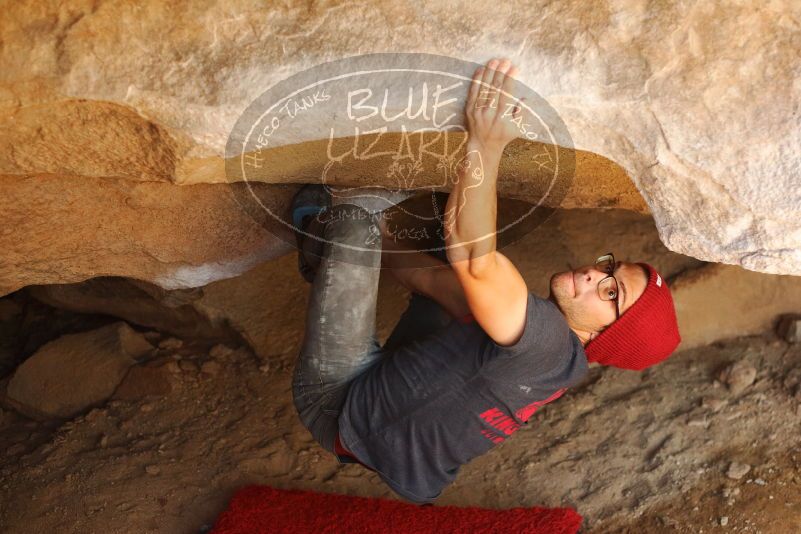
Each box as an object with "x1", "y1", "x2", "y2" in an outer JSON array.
[{"x1": 0, "y1": 0, "x2": 799, "y2": 295}]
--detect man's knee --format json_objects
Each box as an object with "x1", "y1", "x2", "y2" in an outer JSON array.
[
  {"x1": 320, "y1": 204, "x2": 380, "y2": 248},
  {"x1": 318, "y1": 205, "x2": 382, "y2": 269}
]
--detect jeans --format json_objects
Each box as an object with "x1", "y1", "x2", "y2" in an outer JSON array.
[{"x1": 291, "y1": 203, "x2": 453, "y2": 461}]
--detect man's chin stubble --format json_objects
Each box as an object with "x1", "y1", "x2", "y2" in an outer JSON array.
[{"x1": 546, "y1": 282, "x2": 563, "y2": 312}]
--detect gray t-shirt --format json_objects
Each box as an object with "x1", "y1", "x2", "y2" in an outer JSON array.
[{"x1": 338, "y1": 292, "x2": 588, "y2": 504}]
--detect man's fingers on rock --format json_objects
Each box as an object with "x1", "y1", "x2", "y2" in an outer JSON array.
[
  {"x1": 481, "y1": 60, "x2": 497, "y2": 102},
  {"x1": 467, "y1": 66, "x2": 483, "y2": 110},
  {"x1": 490, "y1": 58, "x2": 511, "y2": 93},
  {"x1": 498, "y1": 65, "x2": 518, "y2": 115}
]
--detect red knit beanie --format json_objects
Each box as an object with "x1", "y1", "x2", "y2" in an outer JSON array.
[{"x1": 584, "y1": 263, "x2": 681, "y2": 371}]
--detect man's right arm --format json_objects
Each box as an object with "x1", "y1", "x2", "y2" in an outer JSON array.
[{"x1": 443, "y1": 58, "x2": 530, "y2": 347}]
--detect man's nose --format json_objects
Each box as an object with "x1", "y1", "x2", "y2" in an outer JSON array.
[{"x1": 580, "y1": 267, "x2": 607, "y2": 283}]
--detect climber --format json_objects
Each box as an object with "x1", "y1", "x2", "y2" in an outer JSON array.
[{"x1": 290, "y1": 58, "x2": 681, "y2": 504}]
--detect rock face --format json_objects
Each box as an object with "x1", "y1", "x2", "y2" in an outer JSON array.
[
  {"x1": 670, "y1": 263, "x2": 801, "y2": 350},
  {"x1": 777, "y1": 315, "x2": 801, "y2": 343},
  {"x1": 0, "y1": 175, "x2": 296, "y2": 295},
  {"x1": 4, "y1": 322, "x2": 153, "y2": 418},
  {"x1": 112, "y1": 360, "x2": 178, "y2": 402},
  {"x1": 28, "y1": 277, "x2": 240, "y2": 342},
  {"x1": 1, "y1": 0, "x2": 800, "y2": 295}
]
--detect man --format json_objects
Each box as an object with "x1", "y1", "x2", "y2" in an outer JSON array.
[{"x1": 291, "y1": 58, "x2": 680, "y2": 504}]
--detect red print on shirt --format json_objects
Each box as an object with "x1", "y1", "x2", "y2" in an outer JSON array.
[
  {"x1": 478, "y1": 388, "x2": 568, "y2": 444},
  {"x1": 515, "y1": 388, "x2": 567, "y2": 422}
]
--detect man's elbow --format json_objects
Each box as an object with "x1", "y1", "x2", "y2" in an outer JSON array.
[
  {"x1": 447, "y1": 247, "x2": 496, "y2": 281},
  {"x1": 444, "y1": 229, "x2": 469, "y2": 268}
]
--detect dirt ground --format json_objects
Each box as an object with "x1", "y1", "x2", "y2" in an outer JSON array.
[{"x1": 0, "y1": 313, "x2": 799, "y2": 532}]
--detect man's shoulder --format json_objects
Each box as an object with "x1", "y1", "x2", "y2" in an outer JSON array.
[
  {"x1": 484, "y1": 293, "x2": 565, "y2": 351},
  {"x1": 487, "y1": 292, "x2": 587, "y2": 381}
]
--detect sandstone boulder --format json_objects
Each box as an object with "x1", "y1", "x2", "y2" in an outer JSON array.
[
  {"x1": 28, "y1": 277, "x2": 238, "y2": 341},
  {"x1": 777, "y1": 315, "x2": 801, "y2": 344},
  {"x1": 112, "y1": 359, "x2": 178, "y2": 401},
  {"x1": 0, "y1": 0, "x2": 798, "y2": 296},
  {"x1": 4, "y1": 322, "x2": 154, "y2": 419},
  {"x1": 0, "y1": 175, "x2": 295, "y2": 295}
]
